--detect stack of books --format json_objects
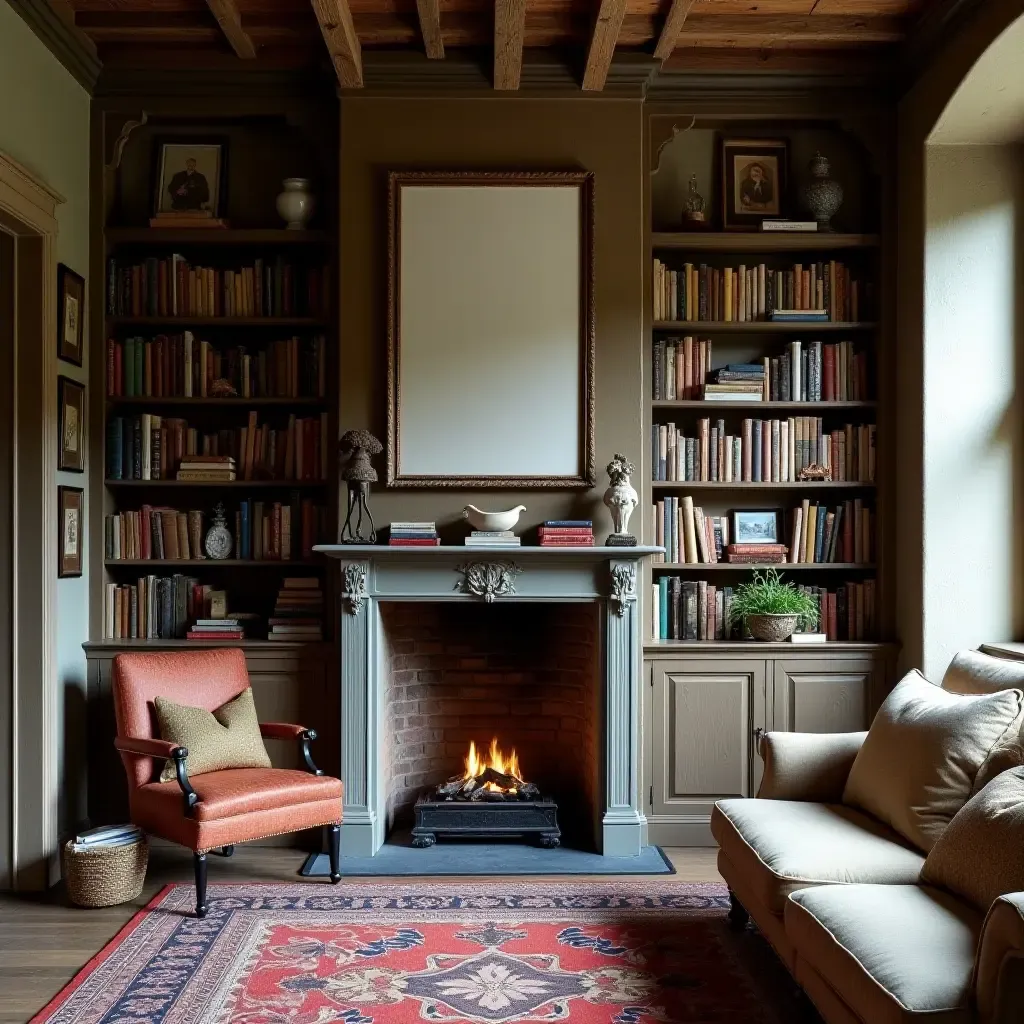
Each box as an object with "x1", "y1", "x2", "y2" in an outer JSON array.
[
  {"x1": 464, "y1": 531, "x2": 521, "y2": 547},
  {"x1": 176, "y1": 454, "x2": 236, "y2": 482},
  {"x1": 70, "y1": 824, "x2": 144, "y2": 854},
  {"x1": 187, "y1": 617, "x2": 244, "y2": 641},
  {"x1": 725, "y1": 543, "x2": 789, "y2": 565},
  {"x1": 760, "y1": 220, "x2": 818, "y2": 232},
  {"x1": 704, "y1": 364, "x2": 766, "y2": 402},
  {"x1": 388, "y1": 522, "x2": 440, "y2": 546},
  {"x1": 770, "y1": 309, "x2": 830, "y2": 323},
  {"x1": 268, "y1": 577, "x2": 323, "y2": 642},
  {"x1": 538, "y1": 521, "x2": 594, "y2": 547}
]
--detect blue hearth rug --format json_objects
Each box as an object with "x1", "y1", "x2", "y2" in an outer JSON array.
[{"x1": 299, "y1": 834, "x2": 675, "y2": 877}]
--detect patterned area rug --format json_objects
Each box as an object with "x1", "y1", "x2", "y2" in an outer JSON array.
[{"x1": 33, "y1": 882, "x2": 806, "y2": 1023}]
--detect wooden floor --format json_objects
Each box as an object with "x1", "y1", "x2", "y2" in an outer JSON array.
[{"x1": 0, "y1": 845, "x2": 723, "y2": 1023}]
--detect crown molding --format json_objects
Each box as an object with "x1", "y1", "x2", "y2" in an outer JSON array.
[
  {"x1": 7, "y1": 0, "x2": 101, "y2": 92},
  {"x1": 93, "y1": 65, "x2": 338, "y2": 101}
]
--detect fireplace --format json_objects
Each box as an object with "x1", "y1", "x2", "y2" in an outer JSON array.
[{"x1": 316, "y1": 544, "x2": 659, "y2": 858}]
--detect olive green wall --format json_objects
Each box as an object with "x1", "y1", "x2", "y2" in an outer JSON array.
[{"x1": 338, "y1": 97, "x2": 645, "y2": 540}]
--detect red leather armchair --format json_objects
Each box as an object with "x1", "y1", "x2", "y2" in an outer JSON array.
[{"x1": 112, "y1": 648, "x2": 343, "y2": 917}]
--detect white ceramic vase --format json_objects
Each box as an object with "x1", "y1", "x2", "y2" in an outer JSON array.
[
  {"x1": 603, "y1": 477, "x2": 638, "y2": 537},
  {"x1": 276, "y1": 178, "x2": 315, "y2": 230}
]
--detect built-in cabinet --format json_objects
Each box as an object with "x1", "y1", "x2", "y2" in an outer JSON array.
[{"x1": 644, "y1": 643, "x2": 896, "y2": 845}]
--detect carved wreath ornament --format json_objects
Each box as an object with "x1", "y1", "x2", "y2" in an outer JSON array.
[
  {"x1": 453, "y1": 561, "x2": 522, "y2": 603},
  {"x1": 609, "y1": 563, "x2": 637, "y2": 617},
  {"x1": 341, "y1": 563, "x2": 368, "y2": 614}
]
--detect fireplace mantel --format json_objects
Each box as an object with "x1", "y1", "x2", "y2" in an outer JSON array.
[{"x1": 315, "y1": 544, "x2": 661, "y2": 857}]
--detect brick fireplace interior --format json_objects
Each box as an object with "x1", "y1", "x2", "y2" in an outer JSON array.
[{"x1": 380, "y1": 601, "x2": 602, "y2": 847}]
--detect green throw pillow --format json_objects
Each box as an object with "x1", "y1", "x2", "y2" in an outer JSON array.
[{"x1": 155, "y1": 687, "x2": 271, "y2": 783}]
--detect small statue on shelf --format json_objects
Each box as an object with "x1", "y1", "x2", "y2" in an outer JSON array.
[
  {"x1": 339, "y1": 429, "x2": 382, "y2": 544},
  {"x1": 682, "y1": 173, "x2": 707, "y2": 229},
  {"x1": 204, "y1": 503, "x2": 232, "y2": 560},
  {"x1": 798, "y1": 462, "x2": 833, "y2": 482},
  {"x1": 603, "y1": 453, "x2": 638, "y2": 547},
  {"x1": 209, "y1": 378, "x2": 237, "y2": 398}
]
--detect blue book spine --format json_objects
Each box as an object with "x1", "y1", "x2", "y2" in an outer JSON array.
[
  {"x1": 106, "y1": 417, "x2": 123, "y2": 480},
  {"x1": 814, "y1": 504, "x2": 827, "y2": 563},
  {"x1": 542, "y1": 521, "x2": 593, "y2": 528},
  {"x1": 659, "y1": 577, "x2": 669, "y2": 639}
]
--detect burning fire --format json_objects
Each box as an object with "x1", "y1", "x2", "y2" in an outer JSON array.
[{"x1": 463, "y1": 738, "x2": 522, "y2": 793}]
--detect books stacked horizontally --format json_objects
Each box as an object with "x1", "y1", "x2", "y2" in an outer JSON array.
[
  {"x1": 187, "y1": 618, "x2": 244, "y2": 641},
  {"x1": 770, "y1": 309, "x2": 829, "y2": 323},
  {"x1": 760, "y1": 220, "x2": 818, "y2": 232},
  {"x1": 725, "y1": 543, "x2": 788, "y2": 565},
  {"x1": 268, "y1": 577, "x2": 323, "y2": 642},
  {"x1": 176, "y1": 454, "x2": 236, "y2": 482},
  {"x1": 704, "y1": 364, "x2": 765, "y2": 403},
  {"x1": 464, "y1": 531, "x2": 521, "y2": 547},
  {"x1": 538, "y1": 521, "x2": 594, "y2": 547},
  {"x1": 388, "y1": 522, "x2": 440, "y2": 546},
  {"x1": 69, "y1": 824, "x2": 144, "y2": 854}
]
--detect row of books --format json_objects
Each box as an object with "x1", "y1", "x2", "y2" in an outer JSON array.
[
  {"x1": 104, "y1": 499, "x2": 327, "y2": 562},
  {"x1": 106, "y1": 333, "x2": 328, "y2": 400},
  {"x1": 106, "y1": 411, "x2": 330, "y2": 482},
  {"x1": 268, "y1": 578, "x2": 323, "y2": 642},
  {"x1": 651, "y1": 497, "x2": 874, "y2": 565},
  {"x1": 651, "y1": 578, "x2": 877, "y2": 642},
  {"x1": 652, "y1": 418, "x2": 876, "y2": 483},
  {"x1": 388, "y1": 522, "x2": 440, "y2": 546},
  {"x1": 653, "y1": 339, "x2": 871, "y2": 404},
  {"x1": 652, "y1": 259, "x2": 866, "y2": 323},
  {"x1": 107, "y1": 255, "x2": 329, "y2": 319},
  {"x1": 104, "y1": 574, "x2": 217, "y2": 640},
  {"x1": 538, "y1": 521, "x2": 594, "y2": 547}
]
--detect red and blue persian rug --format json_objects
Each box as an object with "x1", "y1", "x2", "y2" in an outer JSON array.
[{"x1": 33, "y1": 881, "x2": 804, "y2": 1023}]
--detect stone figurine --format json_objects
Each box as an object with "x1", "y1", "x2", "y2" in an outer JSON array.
[
  {"x1": 339, "y1": 429, "x2": 382, "y2": 544},
  {"x1": 603, "y1": 453, "x2": 638, "y2": 546}
]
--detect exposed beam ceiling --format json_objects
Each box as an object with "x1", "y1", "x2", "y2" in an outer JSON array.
[
  {"x1": 583, "y1": 0, "x2": 628, "y2": 92},
  {"x1": 494, "y1": 0, "x2": 527, "y2": 91},
  {"x1": 655, "y1": 0, "x2": 698, "y2": 62},
  {"x1": 205, "y1": 0, "x2": 256, "y2": 60},
  {"x1": 415, "y1": 0, "x2": 444, "y2": 60},
  {"x1": 310, "y1": 0, "x2": 363, "y2": 88}
]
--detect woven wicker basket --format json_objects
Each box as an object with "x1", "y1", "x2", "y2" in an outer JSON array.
[
  {"x1": 63, "y1": 837, "x2": 149, "y2": 908},
  {"x1": 746, "y1": 613, "x2": 799, "y2": 642}
]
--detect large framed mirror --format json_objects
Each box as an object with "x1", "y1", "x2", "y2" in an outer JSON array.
[{"x1": 387, "y1": 170, "x2": 595, "y2": 488}]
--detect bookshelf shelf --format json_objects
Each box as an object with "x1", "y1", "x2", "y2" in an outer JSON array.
[
  {"x1": 652, "y1": 562, "x2": 875, "y2": 571},
  {"x1": 651, "y1": 232, "x2": 881, "y2": 252},
  {"x1": 644, "y1": 640, "x2": 893, "y2": 653},
  {"x1": 104, "y1": 559, "x2": 325, "y2": 568},
  {"x1": 651, "y1": 481, "x2": 875, "y2": 490},
  {"x1": 108, "y1": 396, "x2": 327, "y2": 408},
  {"x1": 652, "y1": 321, "x2": 877, "y2": 333},
  {"x1": 651, "y1": 400, "x2": 876, "y2": 411},
  {"x1": 105, "y1": 479, "x2": 328, "y2": 489},
  {"x1": 107, "y1": 316, "x2": 329, "y2": 328},
  {"x1": 84, "y1": 639, "x2": 329, "y2": 651},
  {"x1": 105, "y1": 228, "x2": 330, "y2": 246}
]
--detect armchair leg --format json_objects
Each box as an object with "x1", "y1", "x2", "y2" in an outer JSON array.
[
  {"x1": 213, "y1": 845, "x2": 234, "y2": 858},
  {"x1": 727, "y1": 888, "x2": 749, "y2": 931},
  {"x1": 194, "y1": 852, "x2": 208, "y2": 918},
  {"x1": 327, "y1": 824, "x2": 341, "y2": 884}
]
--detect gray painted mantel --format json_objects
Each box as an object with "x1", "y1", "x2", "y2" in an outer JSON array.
[{"x1": 315, "y1": 545, "x2": 662, "y2": 858}]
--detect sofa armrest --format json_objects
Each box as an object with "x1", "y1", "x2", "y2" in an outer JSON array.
[
  {"x1": 757, "y1": 731, "x2": 867, "y2": 802},
  {"x1": 976, "y1": 893, "x2": 1024, "y2": 1024}
]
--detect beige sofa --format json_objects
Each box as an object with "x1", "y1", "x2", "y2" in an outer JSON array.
[{"x1": 711, "y1": 649, "x2": 1024, "y2": 1024}]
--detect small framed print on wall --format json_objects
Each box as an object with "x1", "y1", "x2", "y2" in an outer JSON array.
[
  {"x1": 57, "y1": 264, "x2": 85, "y2": 366},
  {"x1": 731, "y1": 508, "x2": 780, "y2": 545},
  {"x1": 58, "y1": 486, "x2": 83, "y2": 577},
  {"x1": 721, "y1": 138, "x2": 788, "y2": 230},
  {"x1": 58, "y1": 376, "x2": 86, "y2": 473}
]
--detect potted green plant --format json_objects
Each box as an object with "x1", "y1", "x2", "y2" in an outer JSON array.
[{"x1": 728, "y1": 568, "x2": 819, "y2": 642}]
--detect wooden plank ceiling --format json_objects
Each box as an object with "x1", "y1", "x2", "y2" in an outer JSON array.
[{"x1": 58, "y1": 0, "x2": 930, "y2": 88}]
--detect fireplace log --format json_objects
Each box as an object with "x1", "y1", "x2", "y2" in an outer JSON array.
[{"x1": 435, "y1": 765, "x2": 541, "y2": 802}]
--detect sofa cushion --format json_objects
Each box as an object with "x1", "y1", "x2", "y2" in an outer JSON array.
[
  {"x1": 842, "y1": 669, "x2": 1022, "y2": 851},
  {"x1": 786, "y1": 884, "x2": 982, "y2": 1024},
  {"x1": 921, "y1": 766, "x2": 1024, "y2": 913},
  {"x1": 711, "y1": 798, "x2": 924, "y2": 915}
]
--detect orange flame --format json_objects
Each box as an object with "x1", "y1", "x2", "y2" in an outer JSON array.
[{"x1": 463, "y1": 738, "x2": 523, "y2": 792}]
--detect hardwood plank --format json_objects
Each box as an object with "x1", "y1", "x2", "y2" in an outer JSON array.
[
  {"x1": 205, "y1": 0, "x2": 257, "y2": 58},
  {"x1": 583, "y1": 0, "x2": 628, "y2": 91},
  {"x1": 679, "y1": 13, "x2": 905, "y2": 44},
  {"x1": 494, "y1": 0, "x2": 527, "y2": 90},
  {"x1": 415, "y1": 0, "x2": 445, "y2": 58},
  {"x1": 309, "y1": 0, "x2": 363, "y2": 88},
  {"x1": 654, "y1": 0, "x2": 697, "y2": 61}
]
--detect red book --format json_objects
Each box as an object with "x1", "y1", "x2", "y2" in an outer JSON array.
[
  {"x1": 538, "y1": 530, "x2": 594, "y2": 539},
  {"x1": 539, "y1": 538, "x2": 594, "y2": 547},
  {"x1": 107, "y1": 339, "x2": 117, "y2": 397},
  {"x1": 187, "y1": 632, "x2": 244, "y2": 641},
  {"x1": 388, "y1": 539, "x2": 440, "y2": 546},
  {"x1": 822, "y1": 345, "x2": 835, "y2": 402}
]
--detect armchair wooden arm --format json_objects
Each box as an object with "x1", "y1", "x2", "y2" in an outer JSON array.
[
  {"x1": 259, "y1": 722, "x2": 324, "y2": 776},
  {"x1": 114, "y1": 735, "x2": 197, "y2": 816}
]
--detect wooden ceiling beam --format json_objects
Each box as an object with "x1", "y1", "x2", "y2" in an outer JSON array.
[
  {"x1": 205, "y1": 0, "x2": 257, "y2": 59},
  {"x1": 310, "y1": 0, "x2": 363, "y2": 88},
  {"x1": 654, "y1": 0, "x2": 698, "y2": 61},
  {"x1": 415, "y1": 0, "x2": 445, "y2": 59},
  {"x1": 494, "y1": 0, "x2": 527, "y2": 90},
  {"x1": 583, "y1": 0, "x2": 628, "y2": 92},
  {"x1": 679, "y1": 14, "x2": 905, "y2": 45}
]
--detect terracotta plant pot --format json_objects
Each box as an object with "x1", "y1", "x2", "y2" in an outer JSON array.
[{"x1": 746, "y1": 613, "x2": 799, "y2": 642}]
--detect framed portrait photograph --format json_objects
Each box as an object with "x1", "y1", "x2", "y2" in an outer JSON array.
[
  {"x1": 721, "y1": 138, "x2": 788, "y2": 229},
  {"x1": 57, "y1": 264, "x2": 85, "y2": 366},
  {"x1": 58, "y1": 486, "x2": 84, "y2": 577},
  {"x1": 58, "y1": 376, "x2": 86, "y2": 473},
  {"x1": 732, "y1": 509, "x2": 780, "y2": 545},
  {"x1": 152, "y1": 138, "x2": 227, "y2": 220}
]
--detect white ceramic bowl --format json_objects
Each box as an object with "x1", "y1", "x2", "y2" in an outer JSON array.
[{"x1": 462, "y1": 504, "x2": 526, "y2": 533}]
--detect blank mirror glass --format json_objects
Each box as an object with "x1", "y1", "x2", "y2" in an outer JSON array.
[{"x1": 387, "y1": 172, "x2": 594, "y2": 487}]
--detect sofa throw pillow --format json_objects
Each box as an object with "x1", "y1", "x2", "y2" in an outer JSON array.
[
  {"x1": 155, "y1": 687, "x2": 271, "y2": 783},
  {"x1": 921, "y1": 766, "x2": 1024, "y2": 912},
  {"x1": 842, "y1": 669, "x2": 1022, "y2": 852}
]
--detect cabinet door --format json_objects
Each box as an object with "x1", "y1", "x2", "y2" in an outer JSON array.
[
  {"x1": 772, "y1": 657, "x2": 876, "y2": 734},
  {"x1": 651, "y1": 658, "x2": 768, "y2": 821}
]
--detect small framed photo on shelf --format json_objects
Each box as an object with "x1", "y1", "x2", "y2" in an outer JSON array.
[
  {"x1": 58, "y1": 376, "x2": 86, "y2": 473},
  {"x1": 57, "y1": 264, "x2": 84, "y2": 366},
  {"x1": 721, "y1": 138, "x2": 788, "y2": 230},
  {"x1": 732, "y1": 509, "x2": 780, "y2": 545},
  {"x1": 58, "y1": 486, "x2": 84, "y2": 577},
  {"x1": 152, "y1": 137, "x2": 228, "y2": 223}
]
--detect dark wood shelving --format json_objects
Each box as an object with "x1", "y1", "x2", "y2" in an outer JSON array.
[
  {"x1": 107, "y1": 316, "x2": 328, "y2": 328},
  {"x1": 105, "y1": 479, "x2": 328, "y2": 489},
  {"x1": 104, "y1": 559, "x2": 325, "y2": 568},
  {"x1": 652, "y1": 320, "x2": 877, "y2": 333},
  {"x1": 652, "y1": 562, "x2": 875, "y2": 571},
  {"x1": 108, "y1": 396, "x2": 327, "y2": 408},
  {"x1": 651, "y1": 232, "x2": 881, "y2": 252},
  {"x1": 651, "y1": 480, "x2": 875, "y2": 490},
  {"x1": 651, "y1": 400, "x2": 876, "y2": 411},
  {"x1": 105, "y1": 228, "x2": 330, "y2": 246}
]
